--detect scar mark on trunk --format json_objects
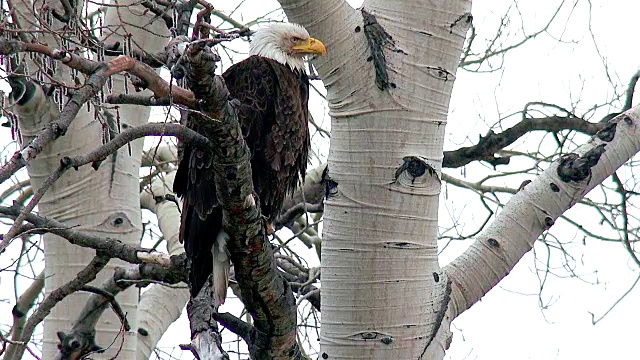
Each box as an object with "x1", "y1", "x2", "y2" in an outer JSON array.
[
  {"x1": 557, "y1": 144, "x2": 606, "y2": 183},
  {"x1": 361, "y1": 9, "x2": 398, "y2": 91}
]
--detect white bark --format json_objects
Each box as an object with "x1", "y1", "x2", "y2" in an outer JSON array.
[
  {"x1": 8, "y1": 0, "x2": 37, "y2": 36},
  {"x1": 13, "y1": 1, "x2": 169, "y2": 358},
  {"x1": 138, "y1": 169, "x2": 189, "y2": 360},
  {"x1": 280, "y1": 0, "x2": 471, "y2": 358},
  {"x1": 444, "y1": 108, "x2": 640, "y2": 320},
  {"x1": 20, "y1": 68, "x2": 146, "y2": 360}
]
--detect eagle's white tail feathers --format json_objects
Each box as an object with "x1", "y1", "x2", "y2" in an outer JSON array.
[{"x1": 212, "y1": 230, "x2": 230, "y2": 308}]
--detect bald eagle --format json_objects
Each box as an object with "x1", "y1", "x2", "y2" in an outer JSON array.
[{"x1": 174, "y1": 23, "x2": 326, "y2": 305}]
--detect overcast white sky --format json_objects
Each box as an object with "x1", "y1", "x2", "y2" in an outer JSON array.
[{"x1": 2, "y1": 0, "x2": 640, "y2": 359}]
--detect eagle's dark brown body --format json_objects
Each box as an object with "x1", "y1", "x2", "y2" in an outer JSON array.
[{"x1": 173, "y1": 56, "x2": 310, "y2": 299}]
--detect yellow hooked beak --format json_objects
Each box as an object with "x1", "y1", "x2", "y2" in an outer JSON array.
[{"x1": 292, "y1": 37, "x2": 326, "y2": 56}]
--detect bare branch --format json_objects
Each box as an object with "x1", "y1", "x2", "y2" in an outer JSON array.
[
  {"x1": 54, "y1": 260, "x2": 188, "y2": 359},
  {"x1": 0, "y1": 205, "x2": 178, "y2": 266},
  {"x1": 275, "y1": 202, "x2": 324, "y2": 229},
  {"x1": 79, "y1": 286, "x2": 131, "y2": 331},
  {"x1": 624, "y1": 69, "x2": 640, "y2": 111},
  {"x1": 186, "y1": 278, "x2": 228, "y2": 359},
  {"x1": 443, "y1": 114, "x2": 603, "y2": 168},
  {"x1": 105, "y1": 55, "x2": 197, "y2": 107},
  {"x1": 213, "y1": 312, "x2": 252, "y2": 341},
  {"x1": 460, "y1": 0, "x2": 569, "y2": 70},
  {"x1": 3, "y1": 271, "x2": 44, "y2": 360},
  {"x1": 181, "y1": 42, "x2": 301, "y2": 359},
  {"x1": 8, "y1": 255, "x2": 110, "y2": 360},
  {"x1": 106, "y1": 94, "x2": 172, "y2": 106},
  {"x1": 0, "y1": 179, "x2": 31, "y2": 202},
  {"x1": 0, "y1": 123, "x2": 209, "y2": 251},
  {"x1": 611, "y1": 173, "x2": 640, "y2": 269},
  {"x1": 140, "y1": 0, "x2": 174, "y2": 30}
]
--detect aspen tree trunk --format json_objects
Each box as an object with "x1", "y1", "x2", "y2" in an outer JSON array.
[
  {"x1": 280, "y1": 0, "x2": 471, "y2": 358},
  {"x1": 138, "y1": 162, "x2": 189, "y2": 360},
  {"x1": 13, "y1": 1, "x2": 168, "y2": 357}
]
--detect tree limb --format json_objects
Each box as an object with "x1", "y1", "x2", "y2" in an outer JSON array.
[
  {"x1": 79, "y1": 285, "x2": 131, "y2": 331},
  {"x1": 275, "y1": 202, "x2": 324, "y2": 229},
  {"x1": 624, "y1": 69, "x2": 640, "y2": 111},
  {"x1": 7, "y1": 255, "x2": 110, "y2": 360},
  {"x1": 445, "y1": 107, "x2": 640, "y2": 319},
  {"x1": 186, "y1": 277, "x2": 228, "y2": 360},
  {"x1": 181, "y1": 41, "x2": 301, "y2": 359},
  {"x1": 54, "y1": 260, "x2": 188, "y2": 359},
  {"x1": 0, "y1": 204, "x2": 184, "y2": 267},
  {"x1": 3, "y1": 271, "x2": 44, "y2": 360},
  {"x1": 0, "y1": 123, "x2": 209, "y2": 251},
  {"x1": 442, "y1": 115, "x2": 603, "y2": 168},
  {"x1": 213, "y1": 312, "x2": 253, "y2": 341}
]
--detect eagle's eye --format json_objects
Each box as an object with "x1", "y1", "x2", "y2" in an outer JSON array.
[{"x1": 292, "y1": 36, "x2": 302, "y2": 42}]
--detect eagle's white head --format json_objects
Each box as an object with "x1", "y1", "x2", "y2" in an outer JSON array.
[{"x1": 250, "y1": 23, "x2": 326, "y2": 71}]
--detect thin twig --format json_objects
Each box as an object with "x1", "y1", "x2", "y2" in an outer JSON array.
[
  {"x1": 0, "y1": 123, "x2": 210, "y2": 252},
  {"x1": 79, "y1": 285, "x2": 131, "y2": 331},
  {"x1": 8, "y1": 255, "x2": 110, "y2": 360}
]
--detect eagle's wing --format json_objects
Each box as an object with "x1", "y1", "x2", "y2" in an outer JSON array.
[
  {"x1": 174, "y1": 112, "x2": 218, "y2": 219},
  {"x1": 174, "y1": 55, "x2": 310, "y2": 301},
  {"x1": 174, "y1": 56, "x2": 277, "y2": 302},
  {"x1": 223, "y1": 56, "x2": 310, "y2": 221},
  {"x1": 173, "y1": 112, "x2": 225, "y2": 301}
]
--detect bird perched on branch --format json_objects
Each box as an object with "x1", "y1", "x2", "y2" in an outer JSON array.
[{"x1": 174, "y1": 23, "x2": 326, "y2": 306}]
